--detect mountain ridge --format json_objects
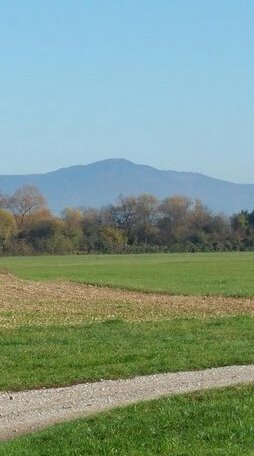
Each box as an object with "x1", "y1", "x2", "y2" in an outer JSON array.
[{"x1": 0, "y1": 158, "x2": 254, "y2": 215}]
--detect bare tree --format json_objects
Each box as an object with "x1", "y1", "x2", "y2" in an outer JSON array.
[
  {"x1": 8, "y1": 185, "x2": 47, "y2": 231},
  {"x1": 0, "y1": 193, "x2": 9, "y2": 209}
]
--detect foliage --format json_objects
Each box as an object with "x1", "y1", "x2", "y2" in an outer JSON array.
[
  {"x1": 0, "y1": 209, "x2": 16, "y2": 252},
  {"x1": 7, "y1": 185, "x2": 47, "y2": 232},
  {"x1": 1, "y1": 186, "x2": 254, "y2": 254}
]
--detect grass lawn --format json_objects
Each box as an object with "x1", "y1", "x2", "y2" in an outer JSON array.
[
  {"x1": 1, "y1": 384, "x2": 254, "y2": 455},
  {"x1": 0, "y1": 255, "x2": 254, "y2": 453},
  {"x1": 1, "y1": 252, "x2": 254, "y2": 296},
  {"x1": 1, "y1": 316, "x2": 254, "y2": 391},
  {"x1": 0, "y1": 261, "x2": 254, "y2": 391}
]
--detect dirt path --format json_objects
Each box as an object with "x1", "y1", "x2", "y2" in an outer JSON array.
[{"x1": 1, "y1": 364, "x2": 254, "y2": 441}]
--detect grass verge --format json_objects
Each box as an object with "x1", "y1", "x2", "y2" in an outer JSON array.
[{"x1": 1, "y1": 384, "x2": 254, "y2": 455}]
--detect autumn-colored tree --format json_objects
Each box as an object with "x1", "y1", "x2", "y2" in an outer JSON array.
[
  {"x1": 98, "y1": 225, "x2": 127, "y2": 252},
  {"x1": 158, "y1": 196, "x2": 192, "y2": 244},
  {"x1": 0, "y1": 209, "x2": 17, "y2": 251},
  {"x1": 81, "y1": 208, "x2": 102, "y2": 251},
  {"x1": 8, "y1": 185, "x2": 47, "y2": 232},
  {"x1": 109, "y1": 194, "x2": 158, "y2": 245},
  {"x1": 109, "y1": 195, "x2": 138, "y2": 243},
  {"x1": 62, "y1": 208, "x2": 83, "y2": 249},
  {"x1": 134, "y1": 194, "x2": 159, "y2": 244},
  {"x1": 0, "y1": 187, "x2": 253, "y2": 254}
]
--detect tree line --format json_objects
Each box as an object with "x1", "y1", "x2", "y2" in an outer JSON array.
[{"x1": 0, "y1": 184, "x2": 254, "y2": 255}]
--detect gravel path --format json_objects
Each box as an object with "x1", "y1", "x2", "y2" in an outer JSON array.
[{"x1": 1, "y1": 364, "x2": 254, "y2": 441}]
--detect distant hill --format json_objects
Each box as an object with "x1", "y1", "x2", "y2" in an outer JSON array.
[{"x1": 0, "y1": 158, "x2": 254, "y2": 215}]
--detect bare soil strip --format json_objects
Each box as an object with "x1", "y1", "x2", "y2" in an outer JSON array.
[
  {"x1": 0, "y1": 365, "x2": 254, "y2": 441},
  {"x1": 1, "y1": 273, "x2": 254, "y2": 328}
]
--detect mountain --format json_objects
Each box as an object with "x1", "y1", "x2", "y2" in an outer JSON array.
[{"x1": 0, "y1": 158, "x2": 254, "y2": 215}]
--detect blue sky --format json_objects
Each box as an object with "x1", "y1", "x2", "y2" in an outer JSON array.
[{"x1": 1, "y1": 0, "x2": 254, "y2": 182}]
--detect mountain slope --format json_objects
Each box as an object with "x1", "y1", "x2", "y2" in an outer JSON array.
[{"x1": 0, "y1": 159, "x2": 253, "y2": 214}]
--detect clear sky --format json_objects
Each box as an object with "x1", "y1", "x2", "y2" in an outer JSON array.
[{"x1": 1, "y1": 0, "x2": 254, "y2": 183}]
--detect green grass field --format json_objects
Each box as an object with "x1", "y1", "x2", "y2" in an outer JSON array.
[
  {"x1": 1, "y1": 252, "x2": 254, "y2": 454},
  {"x1": 1, "y1": 385, "x2": 254, "y2": 455},
  {"x1": 1, "y1": 316, "x2": 254, "y2": 391},
  {"x1": 0, "y1": 252, "x2": 254, "y2": 391},
  {"x1": 1, "y1": 251, "x2": 254, "y2": 296}
]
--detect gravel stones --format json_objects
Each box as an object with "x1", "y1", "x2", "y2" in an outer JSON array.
[{"x1": 1, "y1": 364, "x2": 254, "y2": 441}]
